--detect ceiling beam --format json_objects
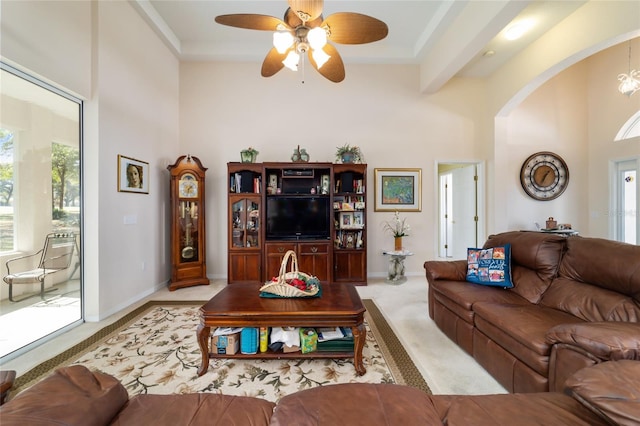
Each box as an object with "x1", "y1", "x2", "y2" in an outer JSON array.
[{"x1": 418, "y1": 1, "x2": 530, "y2": 94}]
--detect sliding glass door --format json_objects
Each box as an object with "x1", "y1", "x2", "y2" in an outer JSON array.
[{"x1": 0, "y1": 64, "x2": 83, "y2": 360}]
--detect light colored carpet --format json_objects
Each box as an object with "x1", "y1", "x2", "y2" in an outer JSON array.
[
  {"x1": 3, "y1": 277, "x2": 507, "y2": 396},
  {"x1": 11, "y1": 299, "x2": 430, "y2": 402}
]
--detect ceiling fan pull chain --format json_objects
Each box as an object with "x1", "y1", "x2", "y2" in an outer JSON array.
[{"x1": 301, "y1": 54, "x2": 305, "y2": 84}]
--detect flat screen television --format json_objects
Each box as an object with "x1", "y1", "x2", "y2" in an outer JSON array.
[{"x1": 266, "y1": 196, "x2": 330, "y2": 240}]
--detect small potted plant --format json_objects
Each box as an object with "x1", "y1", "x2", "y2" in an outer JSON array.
[
  {"x1": 383, "y1": 211, "x2": 410, "y2": 251},
  {"x1": 240, "y1": 147, "x2": 259, "y2": 163},
  {"x1": 335, "y1": 144, "x2": 362, "y2": 164}
]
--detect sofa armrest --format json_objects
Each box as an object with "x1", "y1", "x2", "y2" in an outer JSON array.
[
  {"x1": 423, "y1": 260, "x2": 467, "y2": 282},
  {"x1": 0, "y1": 365, "x2": 128, "y2": 426},
  {"x1": 546, "y1": 322, "x2": 640, "y2": 361},
  {"x1": 565, "y1": 360, "x2": 640, "y2": 426}
]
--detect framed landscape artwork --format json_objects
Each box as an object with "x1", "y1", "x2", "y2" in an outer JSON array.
[
  {"x1": 118, "y1": 155, "x2": 149, "y2": 194},
  {"x1": 374, "y1": 168, "x2": 422, "y2": 211}
]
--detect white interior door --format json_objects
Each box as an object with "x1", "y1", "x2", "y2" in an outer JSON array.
[
  {"x1": 438, "y1": 163, "x2": 484, "y2": 259},
  {"x1": 439, "y1": 173, "x2": 452, "y2": 257},
  {"x1": 450, "y1": 165, "x2": 477, "y2": 258},
  {"x1": 614, "y1": 158, "x2": 639, "y2": 244}
]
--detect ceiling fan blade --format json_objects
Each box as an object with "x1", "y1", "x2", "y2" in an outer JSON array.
[
  {"x1": 284, "y1": 8, "x2": 303, "y2": 28},
  {"x1": 215, "y1": 14, "x2": 289, "y2": 31},
  {"x1": 323, "y1": 12, "x2": 388, "y2": 44},
  {"x1": 261, "y1": 47, "x2": 287, "y2": 77},
  {"x1": 308, "y1": 44, "x2": 345, "y2": 83},
  {"x1": 288, "y1": 0, "x2": 324, "y2": 22}
]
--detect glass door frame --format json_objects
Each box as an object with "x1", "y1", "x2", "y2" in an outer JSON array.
[{"x1": 0, "y1": 61, "x2": 84, "y2": 361}]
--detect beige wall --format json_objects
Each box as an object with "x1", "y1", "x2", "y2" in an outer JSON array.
[{"x1": 179, "y1": 62, "x2": 489, "y2": 277}]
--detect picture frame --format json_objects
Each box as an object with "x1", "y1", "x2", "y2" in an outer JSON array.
[
  {"x1": 118, "y1": 155, "x2": 149, "y2": 194},
  {"x1": 353, "y1": 211, "x2": 364, "y2": 227},
  {"x1": 374, "y1": 168, "x2": 422, "y2": 211},
  {"x1": 339, "y1": 212, "x2": 354, "y2": 229}
]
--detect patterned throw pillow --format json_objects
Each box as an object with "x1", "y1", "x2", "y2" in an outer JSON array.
[{"x1": 466, "y1": 244, "x2": 513, "y2": 288}]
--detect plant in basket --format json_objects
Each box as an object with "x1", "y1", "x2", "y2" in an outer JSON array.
[
  {"x1": 269, "y1": 273, "x2": 320, "y2": 293},
  {"x1": 260, "y1": 250, "x2": 321, "y2": 297}
]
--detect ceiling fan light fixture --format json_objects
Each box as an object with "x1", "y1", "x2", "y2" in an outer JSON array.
[
  {"x1": 307, "y1": 26, "x2": 327, "y2": 49},
  {"x1": 312, "y1": 48, "x2": 331, "y2": 69},
  {"x1": 273, "y1": 31, "x2": 294, "y2": 54},
  {"x1": 283, "y1": 50, "x2": 300, "y2": 71}
]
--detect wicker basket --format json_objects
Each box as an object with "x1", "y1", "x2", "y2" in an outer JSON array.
[{"x1": 259, "y1": 250, "x2": 320, "y2": 298}]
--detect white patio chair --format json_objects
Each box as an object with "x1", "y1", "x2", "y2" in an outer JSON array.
[{"x1": 3, "y1": 233, "x2": 77, "y2": 302}]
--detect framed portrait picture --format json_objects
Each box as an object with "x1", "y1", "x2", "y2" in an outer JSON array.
[
  {"x1": 353, "y1": 211, "x2": 364, "y2": 228},
  {"x1": 118, "y1": 155, "x2": 149, "y2": 194},
  {"x1": 374, "y1": 168, "x2": 422, "y2": 211},
  {"x1": 339, "y1": 212, "x2": 354, "y2": 229}
]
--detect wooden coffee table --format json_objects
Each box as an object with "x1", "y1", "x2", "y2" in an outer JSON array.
[{"x1": 196, "y1": 282, "x2": 366, "y2": 376}]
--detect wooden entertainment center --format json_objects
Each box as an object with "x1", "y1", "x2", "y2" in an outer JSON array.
[{"x1": 228, "y1": 162, "x2": 367, "y2": 285}]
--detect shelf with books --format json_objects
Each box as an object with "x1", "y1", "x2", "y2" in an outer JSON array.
[
  {"x1": 332, "y1": 164, "x2": 367, "y2": 284},
  {"x1": 228, "y1": 163, "x2": 263, "y2": 284}
]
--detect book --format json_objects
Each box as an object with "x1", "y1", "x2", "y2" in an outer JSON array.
[{"x1": 316, "y1": 327, "x2": 344, "y2": 342}]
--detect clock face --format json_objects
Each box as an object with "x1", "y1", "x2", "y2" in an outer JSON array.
[
  {"x1": 179, "y1": 174, "x2": 198, "y2": 198},
  {"x1": 520, "y1": 152, "x2": 569, "y2": 201}
]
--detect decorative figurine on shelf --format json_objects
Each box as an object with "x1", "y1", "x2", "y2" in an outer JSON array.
[
  {"x1": 291, "y1": 146, "x2": 300, "y2": 162},
  {"x1": 291, "y1": 145, "x2": 310, "y2": 163}
]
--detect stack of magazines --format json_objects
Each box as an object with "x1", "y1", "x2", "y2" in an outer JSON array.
[{"x1": 316, "y1": 327, "x2": 354, "y2": 351}]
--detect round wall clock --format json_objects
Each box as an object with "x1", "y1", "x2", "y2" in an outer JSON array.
[{"x1": 520, "y1": 151, "x2": 569, "y2": 201}]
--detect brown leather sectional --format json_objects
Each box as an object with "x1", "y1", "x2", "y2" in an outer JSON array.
[
  {"x1": 2, "y1": 362, "x2": 639, "y2": 425},
  {"x1": 424, "y1": 231, "x2": 640, "y2": 393}
]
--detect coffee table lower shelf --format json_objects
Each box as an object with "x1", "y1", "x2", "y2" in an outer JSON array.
[
  {"x1": 197, "y1": 324, "x2": 366, "y2": 377},
  {"x1": 207, "y1": 350, "x2": 355, "y2": 360}
]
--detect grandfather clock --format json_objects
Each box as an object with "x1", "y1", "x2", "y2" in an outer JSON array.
[{"x1": 167, "y1": 155, "x2": 208, "y2": 291}]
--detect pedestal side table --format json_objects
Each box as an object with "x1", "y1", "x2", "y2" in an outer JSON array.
[{"x1": 382, "y1": 250, "x2": 413, "y2": 284}]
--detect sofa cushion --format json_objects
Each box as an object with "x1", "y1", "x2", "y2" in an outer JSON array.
[
  {"x1": 270, "y1": 383, "x2": 441, "y2": 425},
  {"x1": 110, "y1": 393, "x2": 275, "y2": 426},
  {"x1": 541, "y1": 278, "x2": 640, "y2": 322},
  {"x1": 484, "y1": 231, "x2": 566, "y2": 303},
  {"x1": 431, "y1": 280, "x2": 529, "y2": 325},
  {"x1": 559, "y1": 237, "x2": 640, "y2": 301},
  {"x1": 473, "y1": 302, "x2": 583, "y2": 376},
  {"x1": 0, "y1": 365, "x2": 128, "y2": 426},
  {"x1": 565, "y1": 360, "x2": 640, "y2": 426},
  {"x1": 466, "y1": 245, "x2": 513, "y2": 288},
  {"x1": 429, "y1": 392, "x2": 609, "y2": 425}
]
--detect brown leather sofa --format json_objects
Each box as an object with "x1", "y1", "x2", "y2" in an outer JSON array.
[
  {"x1": 424, "y1": 231, "x2": 640, "y2": 393},
  {"x1": 1, "y1": 362, "x2": 639, "y2": 425}
]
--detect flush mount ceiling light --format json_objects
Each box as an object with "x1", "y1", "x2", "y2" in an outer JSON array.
[
  {"x1": 618, "y1": 42, "x2": 640, "y2": 97},
  {"x1": 504, "y1": 19, "x2": 534, "y2": 41},
  {"x1": 214, "y1": 0, "x2": 388, "y2": 83}
]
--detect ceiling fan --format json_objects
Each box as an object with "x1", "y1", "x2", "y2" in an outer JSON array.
[{"x1": 214, "y1": 0, "x2": 388, "y2": 83}]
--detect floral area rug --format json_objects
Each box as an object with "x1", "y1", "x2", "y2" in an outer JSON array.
[{"x1": 12, "y1": 300, "x2": 430, "y2": 402}]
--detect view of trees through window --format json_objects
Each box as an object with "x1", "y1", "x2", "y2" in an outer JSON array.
[
  {"x1": 0, "y1": 129, "x2": 80, "y2": 253},
  {"x1": 52, "y1": 142, "x2": 80, "y2": 230},
  {"x1": 0, "y1": 129, "x2": 15, "y2": 252}
]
